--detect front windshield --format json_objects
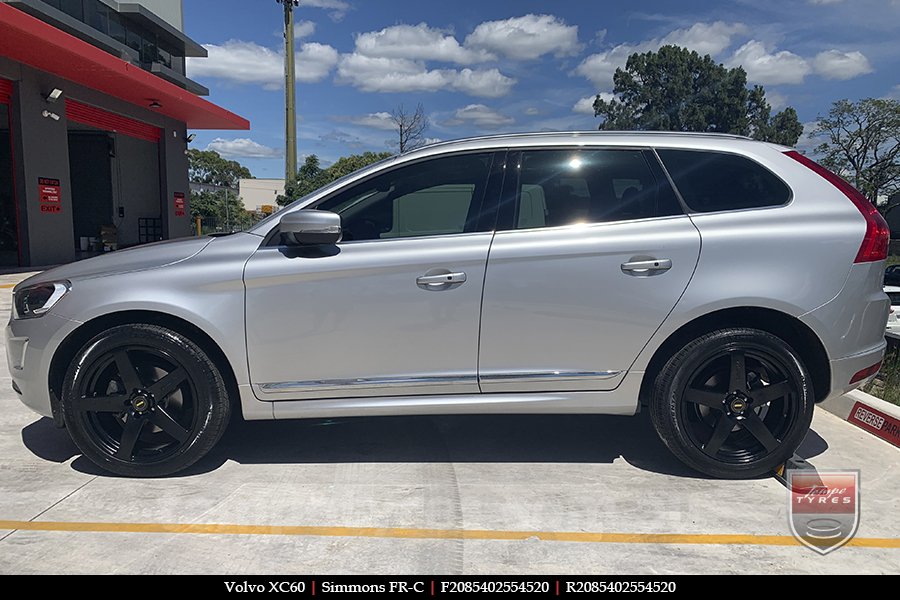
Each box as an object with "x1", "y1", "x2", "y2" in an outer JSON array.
[{"x1": 249, "y1": 154, "x2": 399, "y2": 233}]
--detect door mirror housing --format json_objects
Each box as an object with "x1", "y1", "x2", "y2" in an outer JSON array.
[{"x1": 280, "y1": 210, "x2": 342, "y2": 246}]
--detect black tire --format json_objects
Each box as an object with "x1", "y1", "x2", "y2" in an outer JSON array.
[
  {"x1": 61, "y1": 324, "x2": 231, "y2": 477},
  {"x1": 649, "y1": 328, "x2": 814, "y2": 479}
]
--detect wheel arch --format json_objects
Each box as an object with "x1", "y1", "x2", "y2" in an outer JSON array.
[
  {"x1": 638, "y1": 306, "x2": 830, "y2": 407},
  {"x1": 48, "y1": 310, "x2": 242, "y2": 420}
]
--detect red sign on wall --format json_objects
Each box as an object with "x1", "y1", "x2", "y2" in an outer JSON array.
[
  {"x1": 174, "y1": 191, "x2": 186, "y2": 217},
  {"x1": 39, "y1": 177, "x2": 62, "y2": 213}
]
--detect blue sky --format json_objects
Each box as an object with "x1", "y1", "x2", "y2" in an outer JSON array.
[{"x1": 182, "y1": 0, "x2": 900, "y2": 178}]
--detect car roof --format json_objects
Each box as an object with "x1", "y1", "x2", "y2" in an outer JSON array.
[{"x1": 403, "y1": 131, "x2": 790, "y2": 157}]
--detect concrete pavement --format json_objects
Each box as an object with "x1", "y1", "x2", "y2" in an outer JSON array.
[{"x1": 0, "y1": 271, "x2": 898, "y2": 574}]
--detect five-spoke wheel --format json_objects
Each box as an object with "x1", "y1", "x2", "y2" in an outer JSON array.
[
  {"x1": 650, "y1": 328, "x2": 813, "y2": 479},
  {"x1": 62, "y1": 324, "x2": 230, "y2": 477}
]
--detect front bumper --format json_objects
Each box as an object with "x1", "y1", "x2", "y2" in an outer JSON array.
[{"x1": 5, "y1": 311, "x2": 82, "y2": 419}]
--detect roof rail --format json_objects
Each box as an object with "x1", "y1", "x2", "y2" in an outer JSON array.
[{"x1": 410, "y1": 130, "x2": 755, "y2": 153}]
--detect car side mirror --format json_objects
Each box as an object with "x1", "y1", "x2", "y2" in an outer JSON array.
[{"x1": 280, "y1": 210, "x2": 342, "y2": 246}]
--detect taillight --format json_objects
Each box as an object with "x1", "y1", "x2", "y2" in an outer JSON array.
[{"x1": 785, "y1": 150, "x2": 889, "y2": 263}]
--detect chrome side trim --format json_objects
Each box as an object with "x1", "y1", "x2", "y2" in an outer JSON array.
[
  {"x1": 479, "y1": 370, "x2": 623, "y2": 384},
  {"x1": 259, "y1": 374, "x2": 475, "y2": 394}
]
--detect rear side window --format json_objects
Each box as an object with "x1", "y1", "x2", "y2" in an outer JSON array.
[
  {"x1": 657, "y1": 149, "x2": 791, "y2": 213},
  {"x1": 511, "y1": 149, "x2": 682, "y2": 229}
]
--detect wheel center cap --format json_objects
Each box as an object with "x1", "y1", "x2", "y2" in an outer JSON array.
[
  {"x1": 726, "y1": 393, "x2": 749, "y2": 414},
  {"x1": 131, "y1": 394, "x2": 151, "y2": 413}
]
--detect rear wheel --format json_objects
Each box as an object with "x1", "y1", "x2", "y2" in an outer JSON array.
[
  {"x1": 61, "y1": 324, "x2": 230, "y2": 477},
  {"x1": 650, "y1": 328, "x2": 814, "y2": 479}
]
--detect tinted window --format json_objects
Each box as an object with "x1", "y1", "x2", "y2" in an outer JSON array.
[
  {"x1": 316, "y1": 153, "x2": 493, "y2": 242},
  {"x1": 658, "y1": 149, "x2": 791, "y2": 213},
  {"x1": 512, "y1": 150, "x2": 681, "y2": 229}
]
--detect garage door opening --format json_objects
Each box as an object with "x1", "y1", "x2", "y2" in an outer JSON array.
[{"x1": 66, "y1": 100, "x2": 162, "y2": 256}]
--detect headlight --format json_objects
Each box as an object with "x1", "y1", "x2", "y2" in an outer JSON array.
[{"x1": 13, "y1": 281, "x2": 70, "y2": 319}]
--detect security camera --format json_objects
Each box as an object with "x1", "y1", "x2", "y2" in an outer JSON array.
[{"x1": 42, "y1": 110, "x2": 60, "y2": 121}]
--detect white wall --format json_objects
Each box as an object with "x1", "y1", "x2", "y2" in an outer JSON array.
[{"x1": 239, "y1": 178, "x2": 284, "y2": 211}]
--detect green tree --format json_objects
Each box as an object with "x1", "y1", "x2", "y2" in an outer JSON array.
[
  {"x1": 189, "y1": 189, "x2": 257, "y2": 232},
  {"x1": 277, "y1": 151, "x2": 394, "y2": 206},
  {"x1": 187, "y1": 148, "x2": 252, "y2": 188},
  {"x1": 590, "y1": 45, "x2": 803, "y2": 146},
  {"x1": 813, "y1": 98, "x2": 900, "y2": 211},
  {"x1": 187, "y1": 149, "x2": 256, "y2": 230}
]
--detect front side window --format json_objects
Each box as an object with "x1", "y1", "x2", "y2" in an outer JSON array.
[
  {"x1": 316, "y1": 153, "x2": 494, "y2": 242},
  {"x1": 657, "y1": 149, "x2": 792, "y2": 213},
  {"x1": 511, "y1": 149, "x2": 681, "y2": 229}
]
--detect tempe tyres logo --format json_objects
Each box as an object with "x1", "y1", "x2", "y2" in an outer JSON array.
[{"x1": 788, "y1": 470, "x2": 859, "y2": 555}]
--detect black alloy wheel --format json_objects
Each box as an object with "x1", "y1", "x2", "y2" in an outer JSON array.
[
  {"x1": 62, "y1": 324, "x2": 230, "y2": 477},
  {"x1": 650, "y1": 328, "x2": 814, "y2": 479}
]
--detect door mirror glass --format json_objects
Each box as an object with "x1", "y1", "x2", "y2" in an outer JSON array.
[{"x1": 280, "y1": 210, "x2": 342, "y2": 245}]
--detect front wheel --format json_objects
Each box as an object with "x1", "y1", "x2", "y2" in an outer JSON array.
[
  {"x1": 61, "y1": 324, "x2": 231, "y2": 477},
  {"x1": 650, "y1": 328, "x2": 814, "y2": 479}
]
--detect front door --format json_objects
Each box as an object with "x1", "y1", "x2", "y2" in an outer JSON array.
[
  {"x1": 245, "y1": 151, "x2": 501, "y2": 400},
  {"x1": 478, "y1": 148, "x2": 701, "y2": 393}
]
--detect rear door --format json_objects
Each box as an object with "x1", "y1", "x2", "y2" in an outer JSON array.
[{"x1": 478, "y1": 148, "x2": 701, "y2": 392}]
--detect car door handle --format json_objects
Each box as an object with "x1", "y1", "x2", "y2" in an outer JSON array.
[
  {"x1": 417, "y1": 272, "x2": 467, "y2": 286},
  {"x1": 621, "y1": 259, "x2": 672, "y2": 274}
]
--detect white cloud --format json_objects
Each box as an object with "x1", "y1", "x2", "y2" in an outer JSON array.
[
  {"x1": 808, "y1": 0, "x2": 843, "y2": 4},
  {"x1": 422, "y1": 137, "x2": 442, "y2": 145},
  {"x1": 296, "y1": 43, "x2": 340, "y2": 82},
  {"x1": 465, "y1": 14, "x2": 581, "y2": 60},
  {"x1": 206, "y1": 138, "x2": 282, "y2": 159},
  {"x1": 336, "y1": 54, "x2": 515, "y2": 97},
  {"x1": 661, "y1": 21, "x2": 748, "y2": 57},
  {"x1": 727, "y1": 41, "x2": 811, "y2": 85},
  {"x1": 354, "y1": 23, "x2": 492, "y2": 64},
  {"x1": 524, "y1": 107, "x2": 540, "y2": 116},
  {"x1": 188, "y1": 41, "x2": 282, "y2": 89},
  {"x1": 349, "y1": 112, "x2": 396, "y2": 130},
  {"x1": 766, "y1": 90, "x2": 789, "y2": 110},
  {"x1": 446, "y1": 104, "x2": 515, "y2": 128},
  {"x1": 298, "y1": 0, "x2": 350, "y2": 21},
  {"x1": 452, "y1": 68, "x2": 516, "y2": 97},
  {"x1": 813, "y1": 50, "x2": 873, "y2": 80},
  {"x1": 575, "y1": 21, "x2": 746, "y2": 88},
  {"x1": 572, "y1": 93, "x2": 615, "y2": 115},
  {"x1": 187, "y1": 40, "x2": 338, "y2": 89},
  {"x1": 294, "y1": 20, "x2": 316, "y2": 39}
]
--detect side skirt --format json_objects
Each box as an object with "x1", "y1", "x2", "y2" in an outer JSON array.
[{"x1": 237, "y1": 372, "x2": 644, "y2": 421}]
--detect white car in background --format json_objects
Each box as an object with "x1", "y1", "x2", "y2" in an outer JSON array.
[{"x1": 886, "y1": 286, "x2": 900, "y2": 332}]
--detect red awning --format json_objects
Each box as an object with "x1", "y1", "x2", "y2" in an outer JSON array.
[{"x1": 0, "y1": 3, "x2": 249, "y2": 130}]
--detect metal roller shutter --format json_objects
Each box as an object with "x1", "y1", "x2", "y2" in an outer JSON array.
[{"x1": 65, "y1": 99, "x2": 161, "y2": 143}]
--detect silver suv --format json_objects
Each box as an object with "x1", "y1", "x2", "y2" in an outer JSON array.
[{"x1": 6, "y1": 132, "x2": 889, "y2": 478}]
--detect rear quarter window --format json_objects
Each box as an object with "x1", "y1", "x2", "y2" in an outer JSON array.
[{"x1": 657, "y1": 149, "x2": 791, "y2": 213}]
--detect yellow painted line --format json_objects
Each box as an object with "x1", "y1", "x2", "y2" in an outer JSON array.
[
  {"x1": 0, "y1": 284, "x2": 16, "y2": 289},
  {"x1": 0, "y1": 520, "x2": 898, "y2": 548}
]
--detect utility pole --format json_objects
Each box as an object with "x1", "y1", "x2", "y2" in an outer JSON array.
[{"x1": 277, "y1": 0, "x2": 299, "y2": 183}]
